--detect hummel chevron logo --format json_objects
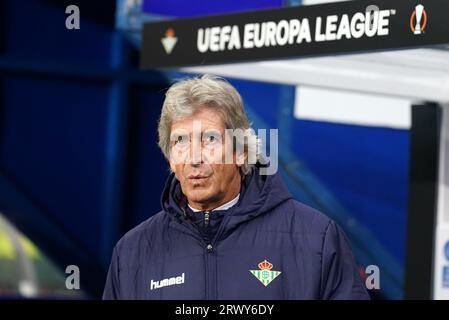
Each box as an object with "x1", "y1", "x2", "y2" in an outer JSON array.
[{"x1": 250, "y1": 260, "x2": 281, "y2": 287}]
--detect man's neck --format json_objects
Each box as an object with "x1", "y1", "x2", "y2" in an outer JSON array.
[{"x1": 188, "y1": 193, "x2": 240, "y2": 212}]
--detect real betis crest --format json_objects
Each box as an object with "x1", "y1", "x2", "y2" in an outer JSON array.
[{"x1": 250, "y1": 260, "x2": 281, "y2": 287}]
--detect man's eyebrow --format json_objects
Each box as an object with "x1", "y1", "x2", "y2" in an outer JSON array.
[{"x1": 202, "y1": 129, "x2": 222, "y2": 133}]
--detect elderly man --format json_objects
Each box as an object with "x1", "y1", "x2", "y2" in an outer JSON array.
[{"x1": 103, "y1": 75, "x2": 369, "y2": 300}]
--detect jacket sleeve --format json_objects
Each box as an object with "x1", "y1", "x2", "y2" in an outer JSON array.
[
  {"x1": 320, "y1": 220, "x2": 370, "y2": 300},
  {"x1": 102, "y1": 246, "x2": 121, "y2": 300}
]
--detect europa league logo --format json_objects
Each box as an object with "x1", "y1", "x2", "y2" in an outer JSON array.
[{"x1": 410, "y1": 4, "x2": 427, "y2": 34}]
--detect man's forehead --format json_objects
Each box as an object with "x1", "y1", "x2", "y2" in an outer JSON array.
[
  {"x1": 171, "y1": 109, "x2": 225, "y2": 130},
  {"x1": 170, "y1": 124, "x2": 226, "y2": 136}
]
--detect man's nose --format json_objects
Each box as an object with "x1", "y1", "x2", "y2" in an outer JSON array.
[{"x1": 189, "y1": 137, "x2": 203, "y2": 166}]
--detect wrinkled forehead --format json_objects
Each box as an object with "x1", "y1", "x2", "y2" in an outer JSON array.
[{"x1": 170, "y1": 107, "x2": 226, "y2": 132}]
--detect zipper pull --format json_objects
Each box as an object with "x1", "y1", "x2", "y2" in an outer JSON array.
[{"x1": 204, "y1": 211, "x2": 210, "y2": 227}]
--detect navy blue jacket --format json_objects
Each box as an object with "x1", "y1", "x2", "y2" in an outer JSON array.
[{"x1": 103, "y1": 168, "x2": 369, "y2": 299}]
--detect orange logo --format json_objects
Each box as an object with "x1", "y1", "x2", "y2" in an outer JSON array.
[
  {"x1": 410, "y1": 4, "x2": 427, "y2": 34},
  {"x1": 165, "y1": 28, "x2": 175, "y2": 38},
  {"x1": 161, "y1": 28, "x2": 178, "y2": 54}
]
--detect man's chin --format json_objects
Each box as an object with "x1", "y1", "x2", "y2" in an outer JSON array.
[{"x1": 185, "y1": 191, "x2": 215, "y2": 205}]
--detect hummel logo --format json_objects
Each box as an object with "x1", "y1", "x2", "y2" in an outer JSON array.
[
  {"x1": 161, "y1": 28, "x2": 178, "y2": 54},
  {"x1": 250, "y1": 260, "x2": 281, "y2": 287},
  {"x1": 150, "y1": 272, "x2": 185, "y2": 290}
]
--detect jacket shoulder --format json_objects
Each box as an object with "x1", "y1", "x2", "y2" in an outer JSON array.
[{"x1": 284, "y1": 199, "x2": 334, "y2": 234}]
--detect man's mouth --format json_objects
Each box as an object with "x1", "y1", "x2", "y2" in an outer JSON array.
[{"x1": 187, "y1": 175, "x2": 210, "y2": 183}]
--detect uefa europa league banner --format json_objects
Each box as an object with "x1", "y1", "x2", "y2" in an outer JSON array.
[{"x1": 140, "y1": 0, "x2": 449, "y2": 69}]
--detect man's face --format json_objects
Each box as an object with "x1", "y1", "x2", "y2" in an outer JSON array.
[{"x1": 169, "y1": 108, "x2": 242, "y2": 210}]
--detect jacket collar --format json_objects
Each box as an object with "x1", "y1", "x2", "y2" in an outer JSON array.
[
  {"x1": 161, "y1": 165, "x2": 292, "y2": 227},
  {"x1": 187, "y1": 194, "x2": 240, "y2": 212}
]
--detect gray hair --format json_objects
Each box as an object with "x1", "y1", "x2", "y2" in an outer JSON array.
[{"x1": 158, "y1": 74, "x2": 258, "y2": 175}]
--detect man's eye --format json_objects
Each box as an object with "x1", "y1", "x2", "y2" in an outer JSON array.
[
  {"x1": 203, "y1": 133, "x2": 219, "y2": 143},
  {"x1": 175, "y1": 136, "x2": 187, "y2": 144}
]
